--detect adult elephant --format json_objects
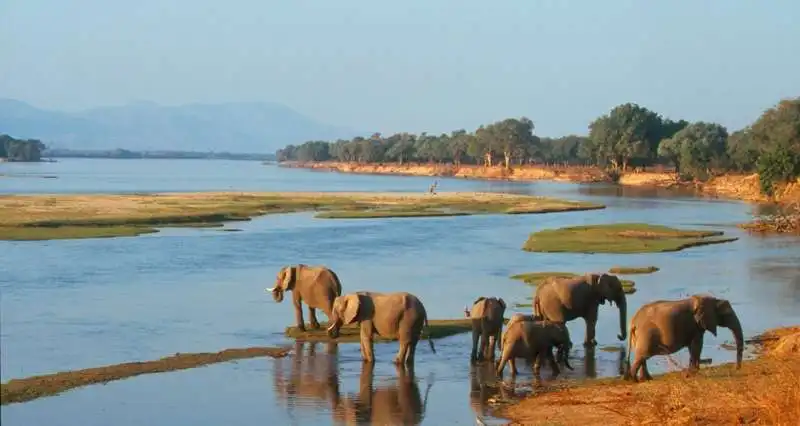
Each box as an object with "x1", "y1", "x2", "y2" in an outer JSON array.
[
  {"x1": 534, "y1": 273, "x2": 628, "y2": 347},
  {"x1": 466, "y1": 296, "x2": 507, "y2": 363},
  {"x1": 266, "y1": 264, "x2": 343, "y2": 331},
  {"x1": 625, "y1": 294, "x2": 743, "y2": 382},
  {"x1": 326, "y1": 291, "x2": 436, "y2": 365}
]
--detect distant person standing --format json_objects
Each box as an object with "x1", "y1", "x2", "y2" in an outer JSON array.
[{"x1": 428, "y1": 180, "x2": 439, "y2": 195}]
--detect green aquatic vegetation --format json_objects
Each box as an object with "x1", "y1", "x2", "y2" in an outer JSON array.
[
  {"x1": 608, "y1": 266, "x2": 660, "y2": 275},
  {"x1": 522, "y1": 223, "x2": 738, "y2": 254}
]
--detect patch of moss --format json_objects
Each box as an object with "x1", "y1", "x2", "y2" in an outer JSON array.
[
  {"x1": 608, "y1": 266, "x2": 660, "y2": 275},
  {"x1": 285, "y1": 319, "x2": 474, "y2": 342},
  {"x1": 0, "y1": 346, "x2": 291, "y2": 405},
  {"x1": 522, "y1": 223, "x2": 738, "y2": 254},
  {"x1": 510, "y1": 271, "x2": 637, "y2": 294}
]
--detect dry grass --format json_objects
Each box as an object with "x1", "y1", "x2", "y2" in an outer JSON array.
[
  {"x1": 522, "y1": 223, "x2": 739, "y2": 254},
  {"x1": 497, "y1": 325, "x2": 800, "y2": 426},
  {"x1": 0, "y1": 191, "x2": 604, "y2": 240},
  {"x1": 0, "y1": 346, "x2": 291, "y2": 405}
]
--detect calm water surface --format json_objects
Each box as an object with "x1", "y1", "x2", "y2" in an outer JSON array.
[{"x1": 2, "y1": 159, "x2": 799, "y2": 425}]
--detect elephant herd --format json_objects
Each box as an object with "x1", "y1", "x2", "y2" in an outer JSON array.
[{"x1": 266, "y1": 264, "x2": 744, "y2": 382}]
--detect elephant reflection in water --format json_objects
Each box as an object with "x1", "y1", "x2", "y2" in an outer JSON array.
[
  {"x1": 332, "y1": 363, "x2": 432, "y2": 426},
  {"x1": 272, "y1": 340, "x2": 341, "y2": 411}
]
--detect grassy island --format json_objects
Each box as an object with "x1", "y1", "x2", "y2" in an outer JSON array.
[
  {"x1": 509, "y1": 271, "x2": 637, "y2": 294},
  {"x1": 285, "y1": 319, "x2": 475, "y2": 342},
  {"x1": 0, "y1": 346, "x2": 291, "y2": 405},
  {"x1": 0, "y1": 192, "x2": 604, "y2": 241},
  {"x1": 608, "y1": 266, "x2": 660, "y2": 274},
  {"x1": 522, "y1": 223, "x2": 738, "y2": 254}
]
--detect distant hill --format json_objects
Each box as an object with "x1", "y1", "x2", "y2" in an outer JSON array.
[{"x1": 0, "y1": 98, "x2": 360, "y2": 153}]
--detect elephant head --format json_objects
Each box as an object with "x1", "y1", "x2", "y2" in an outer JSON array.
[
  {"x1": 589, "y1": 273, "x2": 628, "y2": 341},
  {"x1": 326, "y1": 293, "x2": 367, "y2": 338},
  {"x1": 266, "y1": 265, "x2": 299, "y2": 303},
  {"x1": 691, "y1": 295, "x2": 744, "y2": 369}
]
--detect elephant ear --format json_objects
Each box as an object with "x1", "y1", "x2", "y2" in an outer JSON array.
[
  {"x1": 588, "y1": 273, "x2": 607, "y2": 305},
  {"x1": 692, "y1": 296, "x2": 718, "y2": 336},
  {"x1": 343, "y1": 294, "x2": 362, "y2": 325},
  {"x1": 281, "y1": 266, "x2": 296, "y2": 291},
  {"x1": 472, "y1": 296, "x2": 486, "y2": 306}
]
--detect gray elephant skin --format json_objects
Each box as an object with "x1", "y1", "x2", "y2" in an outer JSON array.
[
  {"x1": 466, "y1": 296, "x2": 506, "y2": 363},
  {"x1": 626, "y1": 294, "x2": 744, "y2": 382},
  {"x1": 534, "y1": 273, "x2": 628, "y2": 347},
  {"x1": 326, "y1": 291, "x2": 436, "y2": 365},
  {"x1": 266, "y1": 264, "x2": 343, "y2": 331},
  {"x1": 496, "y1": 315, "x2": 573, "y2": 377}
]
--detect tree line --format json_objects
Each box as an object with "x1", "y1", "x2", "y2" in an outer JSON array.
[
  {"x1": 1, "y1": 134, "x2": 46, "y2": 162},
  {"x1": 276, "y1": 97, "x2": 800, "y2": 196}
]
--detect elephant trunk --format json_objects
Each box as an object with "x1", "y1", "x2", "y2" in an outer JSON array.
[
  {"x1": 617, "y1": 297, "x2": 627, "y2": 341},
  {"x1": 727, "y1": 314, "x2": 744, "y2": 369}
]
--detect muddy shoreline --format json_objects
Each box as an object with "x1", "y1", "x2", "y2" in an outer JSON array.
[{"x1": 279, "y1": 161, "x2": 800, "y2": 205}]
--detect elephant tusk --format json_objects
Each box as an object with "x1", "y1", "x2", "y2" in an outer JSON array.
[{"x1": 264, "y1": 286, "x2": 276, "y2": 292}]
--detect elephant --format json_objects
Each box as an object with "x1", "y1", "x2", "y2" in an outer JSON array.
[
  {"x1": 465, "y1": 296, "x2": 507, "y2": 363},
  {"x1": 496, "y1": 316, "x2": 574, "y2": 378},
  {"x1": 534, "y1": 272, "x2": 628, "y2": 347},
  {"x1": 266, "y1": 264, "x2": 343, "y2": 331},
  {"x1": 625, "y1": 294, "x2": 743, "y2": 382},
  {"x1": 326, "y1": 291, "x2": 436, "y2": 365},
  {"x1": 332, "y1": 362, "x2": 432, "y2": 425}
]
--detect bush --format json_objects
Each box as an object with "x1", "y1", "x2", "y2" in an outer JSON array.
[{"x1": 757, "y1": 145, "x2": 800, "y2": 196}]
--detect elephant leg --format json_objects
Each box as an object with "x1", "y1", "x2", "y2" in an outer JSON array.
[
  {"x1": 546, "y1": 349, "x2": 560, "y2": 377},
  {"x1": 470, "y1": 328, "x2": 480, "y2": 363},
  {"x1": 629, "y1": 353, "x2": 644, "y2": 382},
  {"x1": 487, "y1": 334, "x2": 497, "y2": 362},
  {"x1": 688, "y1": 335, "x2": 704, "y2": 373},
  {"x1": 641, "y1": 361, "x2": 653, "y2": 381},
  {"x1": 293, "y1": 298, "x2": 306, "y2": 332},
  {"x1": 583, "y1": 317, "x2": 598, "y2": 347},
  {"x1": 531, "y1": 351, "x2": 542, "y2": 378},
  {"x1": 509, "y1": 357, "x2": 518, "y2": 377},
  {"x1": 479, "y1": 330, "x2": 490, "y2": 362},
  {"x1": 395, "y1": 340, "x2": 410, "y2": 365},
  {"x1": 308, "y1": 306, "x2": 320, "y2": 329},
  {"x1": 406, "y1": 339, "x2": 418, "y2": 365},
  {"x1": 360, "y1": 322, "x2": 375, "y2": 363}
]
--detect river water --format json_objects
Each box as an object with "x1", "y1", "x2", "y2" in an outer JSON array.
[{"x1": 2, "y1": 159, "x2": 799, "y2": 426}]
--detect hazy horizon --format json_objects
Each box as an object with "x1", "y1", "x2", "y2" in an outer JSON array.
[{"x1": 2, "y1": 0, "x2": 799, "y2": 137}]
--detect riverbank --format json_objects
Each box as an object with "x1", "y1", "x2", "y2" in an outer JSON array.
[
  {"x1": 495, "y1": 325, "x2": 800, "y2": 425},
  {"x1": 0, "y1": 191, "x2": 603, "y2": 241},
  {"x1": 280, "y1": 161, "x2": 800, "y2": 205}
]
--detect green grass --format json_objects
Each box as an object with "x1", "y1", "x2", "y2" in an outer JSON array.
[
  {"x1": 509, "y1": 271, "x2": 637, "y2": 294},
  {"x1": 0, "y1": 226, "x2": 159, "y2": 241},
  {"x1": 522, "y1": 223, "x2": 738, "y2": 254},
  {"x1": 0, "y1": 192, "x2": 606, "y2": 241},
  {"x1": 285, "y1": 319, "x2": 474, "y2": 342},
  {"x1": 608, "y1": 266, "x2": 660, "y2": 275}
]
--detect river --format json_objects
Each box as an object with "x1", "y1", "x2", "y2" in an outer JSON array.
[{"x1": 2, "y1": 159, "x2": 799, "y2": 426}]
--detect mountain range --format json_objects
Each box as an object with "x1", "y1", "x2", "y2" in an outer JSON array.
[{"x1": 0, "y1": 98, "x2": 361, "y2": 153}]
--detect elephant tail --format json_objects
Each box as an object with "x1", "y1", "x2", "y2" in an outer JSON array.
[
  {"x1": 533, "y1": 295, "x2": 543, "y2": 320},
  {"x1": 423, "y1": 315, "x2": 437, "y2": 354}
]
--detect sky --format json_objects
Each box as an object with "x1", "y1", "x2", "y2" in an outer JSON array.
[{"x1": 2, "y1": 0, "x2": 799, "y2": 137}]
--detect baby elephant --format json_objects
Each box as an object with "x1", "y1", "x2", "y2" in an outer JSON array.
[
  {"x1": 465, "y1": 296, "x2": 507, "y2": 363},
  {"x1": 496, "y1": 315, "x2": 573, "y2": 378}
]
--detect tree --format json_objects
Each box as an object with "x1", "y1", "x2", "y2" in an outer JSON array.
[
  {"x1": 588, "y1": 103, "x2": 665, "y2": 171},
  {"x1": 448, "y1": 129, "x2": 472, "y2": 166},
  {"x1": 658, "y1": 122, "x2": 729, "y2": 180}
]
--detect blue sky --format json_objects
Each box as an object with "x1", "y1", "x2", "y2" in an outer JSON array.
[{"x1": 1, "y1": 0, "x2": 798, "y2": 136}]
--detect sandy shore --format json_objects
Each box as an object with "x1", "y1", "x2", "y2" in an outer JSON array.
[
  {"x1": 281, "y1": 161, "x2": 800, "y2": 205},
  {"x1": 494, "y1": 325, "x2": 800, "y2": 425}
]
